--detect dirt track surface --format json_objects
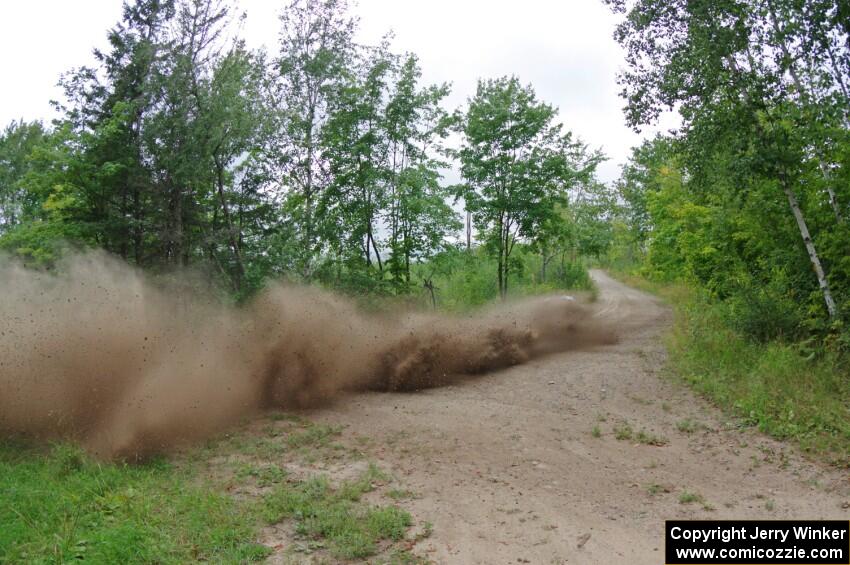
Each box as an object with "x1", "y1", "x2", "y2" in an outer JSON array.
[{"x1": 303, "y1": 271, "x2": 849, "y2": 564}]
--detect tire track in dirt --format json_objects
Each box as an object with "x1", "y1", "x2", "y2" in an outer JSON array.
[{"x1": 295, "y1": 271, "x2": 849, "y2": 564}]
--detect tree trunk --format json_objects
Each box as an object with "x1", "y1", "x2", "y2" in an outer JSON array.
[
  {"x1": 738, "y1": 36, "x2": 841, "y2": 318},
  {"x1": 497, "y1": 241, "x2": 505, "y2": 300},
  {"x1": 133, "y1": 184, "x2": 143, "y2": 264},
  {"x1": 541, "y1": 252, "x2": 554, "y2": 283},
  {"x1": 501, "y1": 225, "x2": 510, "y2": 300},
  {"x1": 215, "y1": 158, "x2": 245, "y2": 292},
  {"x1": 173, "y1": 182, "x2": 183, "y2": 265},
  {"x1": 502, "y1": 259, "x2": 508, "y2": 299},
  {"x1": 782, "y1": 179, "x2": 838, "y2": 317},
  {"x1": 819, "y1": 162, "x2": 843, "y2": 222},
  {"x1": 369, "y1": 231, "x2": 383, "y2": 273},
  {"x1": 466, "y1": 209, "x2": 472, "y2": 251},
  {"x1": 303, "y1": 108, "x2": 315, "y2": 277},
  {"x1": 423, "y1": 279, "x2": 437, "y2": 310},
  {"x1": 119, "y1": 190, "x2": 129, "y2": 259}
]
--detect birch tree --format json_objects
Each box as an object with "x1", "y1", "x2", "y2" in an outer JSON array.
[{"x1": 605, "y1": 0, "x2": 843, "y2": 317}]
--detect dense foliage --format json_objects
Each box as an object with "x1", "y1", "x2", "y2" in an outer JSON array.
[
  {"x1": 606, "y1": 0, "x2": 850, "y2": 345},
  {"x1": 0, "y1": 0, "x2": 608, "y2": 303}
]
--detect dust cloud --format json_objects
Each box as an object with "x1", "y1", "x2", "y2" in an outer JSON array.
[{"x1": 0, "y1": 252, "x2": 616, "y2": 459}]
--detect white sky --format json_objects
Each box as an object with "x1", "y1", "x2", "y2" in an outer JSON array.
[{"x1": 0, "y1": 0, "x2": 677, "y2": 183}]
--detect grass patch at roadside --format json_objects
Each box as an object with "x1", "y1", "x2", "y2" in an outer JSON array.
[
  {"x1": 262, "y1": 466, "x2": 411, "y2": 559},
  {"x1": 0, "y1": 442, "x2": 269, "y2": 564},
  {"x1": 608, "y1": 269, "x2": 850, "y2": 467},
  {"x1": 676, "y1": 418, "x2": 704, "y2": 434},
  {"x1": 1, "y1": 414, "x2": 420, "y2": 564},
  {"x1": 669, "y1": 293, "x2": 850, "y2": 466}
]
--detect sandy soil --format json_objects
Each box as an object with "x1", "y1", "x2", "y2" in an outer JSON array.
[{"x1": 300, "y1": 270, "x2": 850, "y2": 564}]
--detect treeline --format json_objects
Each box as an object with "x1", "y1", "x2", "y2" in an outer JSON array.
[
  {"x1": 606, "y1": 0, "x2": 850, "y2": 345},
  {"x1": 0, "y1": 0, "x2": 612, "y2": 301}
]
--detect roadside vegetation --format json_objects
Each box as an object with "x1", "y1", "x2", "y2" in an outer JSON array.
[
  {"x1": 0, "y1": 442, "x2": 267, "y2": 564},
  {"x1": 4, "y1": 0, "x2": 850, "y2": 560},
  {"x1": 0, "y1": 0, "x2": 608, "y2": 555},
  {"x1": 668, "y1": 288, "x2": 850, "y2": 466},
  {"x1": 411, "y1": 246, "x2": 593, "y2": 312},
  {"x1": 1, "y1": 416, "x2": 426, "y2": 563},
  {"x1": 0, "y1": 0, "x2": 608, "y2": 308},
  {"x1": 601, "y1": 0, "x2": 850, "y2": 468},
  {"x1": 607, "y1": 270, "x2": 850, "y2": 467}
]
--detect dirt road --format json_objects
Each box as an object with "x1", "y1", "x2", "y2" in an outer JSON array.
[{"x1": 308, "y1": 270, "x2": 849, "y2": 564}]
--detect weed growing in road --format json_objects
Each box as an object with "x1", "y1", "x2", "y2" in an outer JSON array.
[
  {"x1": 614, "y1": 422, "x2": 634, "y2": 440},
  {"x1": 416, "y1": 521, "x2": 434, "y2": 540},
  {"x1": 646, "y1": 483, "x2": 670, "y2": 496},
  {"x1": 676, "y1": 419, "x2": 703, "y2": 434},
  {"x1": 262, "y1": 467, "x2": 411, "y2": 559},
  {"x1": 387, "y1": 489, "x2": 416, "y2": 500},
  {"x1": 628, "y1": 395, "x2": 653, "y2": 406},
  {"x1": 613, "y1": 422, "x2": 667, "y2": 445},
  {"x1": 636, "y1": 430, "x2": 668, "y2": 446},
  {"x1": 678, "y1": 490, "x2": 705, "y2": 505},
  {"x1": 390, "y1": 548, "x2": 432, "y2": 564},
  {"x1": 591, "y1": 425, "x2": 602, "y2": 438}
]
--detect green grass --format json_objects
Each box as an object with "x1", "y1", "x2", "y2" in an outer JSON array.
[
  {"x1": 668, "y1": 293, "x2": 850, "y2": 466},
  {"x1": 676, "y1": 418, "x2": 703, "y2": 434},
  {"x1": 1, "y1": 416, "x2": 418, "y2": 564},
  {"x1": 612, "y1": 422, "x2": 667, "y2": 446},
  {"x1": 613, "y1": 422, "x2": 634, "y2": 441},
  {"x1": 635, "y1": 430, "x2": 668, "y2": 446},
  {"x1": 386, "y1": 488, "x2": 416, "y2": 500},
  {"x1": 609, "y1": 268, "x2": 850, "y2": 467},
  {"x1": 0, "y1": 442, "x2": 269, "y2": 564},
  {"x1": 678, "y1": 490, "x2": 705, "y2": 505},
  {"x1": 285, "y1": 423, "x2": 343, "y2": 449},
  {"x1": 413, "y1": 246, "x2": 594, "y2": 312},
  {"x1": 646, "y1": 483, "x2": 670, "y2": 496},
  {"x1": 262, "y1": 466, "x2": 411, "y2": 559},
  {"x1": 234, "y1": 463, "x2": 288, "y2": 487}
]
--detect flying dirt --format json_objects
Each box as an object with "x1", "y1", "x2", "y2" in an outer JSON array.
[{"x1": 0, "y1": 251, "x2": 616, "y2": 459}]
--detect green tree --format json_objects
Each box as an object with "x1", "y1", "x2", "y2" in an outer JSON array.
[
  {"x1": 382, "y1": 55, "x2": 458, "y2": 289},
  {"x1": 0, "y1": 121, "x2": 46, "y2": 233},
  {"x1": 458, "y1": 77, "x2": 590, "y2": 299},
  {"x1": 606, "y1": 0, "x2": 850, "y2": 319},
  {"x1": 272, "y1": 0, "x2": 358, "y2": 276}
]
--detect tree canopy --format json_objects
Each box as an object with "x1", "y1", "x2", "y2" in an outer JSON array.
[
  {"x1": 607, "y1": 0, "x2": 850, "y2": 338},
  {"x1": 0, "y1": 0, "x2": 605, "y2": 304}
]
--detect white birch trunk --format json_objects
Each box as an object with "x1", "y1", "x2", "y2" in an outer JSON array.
[{"x1": 782, "y1": 182, "x2": 838, "y2": 317}]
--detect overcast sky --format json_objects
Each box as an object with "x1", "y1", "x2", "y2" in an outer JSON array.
[{"x1": 0, "y1": 0, "x2": 677, "y2": 183}]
